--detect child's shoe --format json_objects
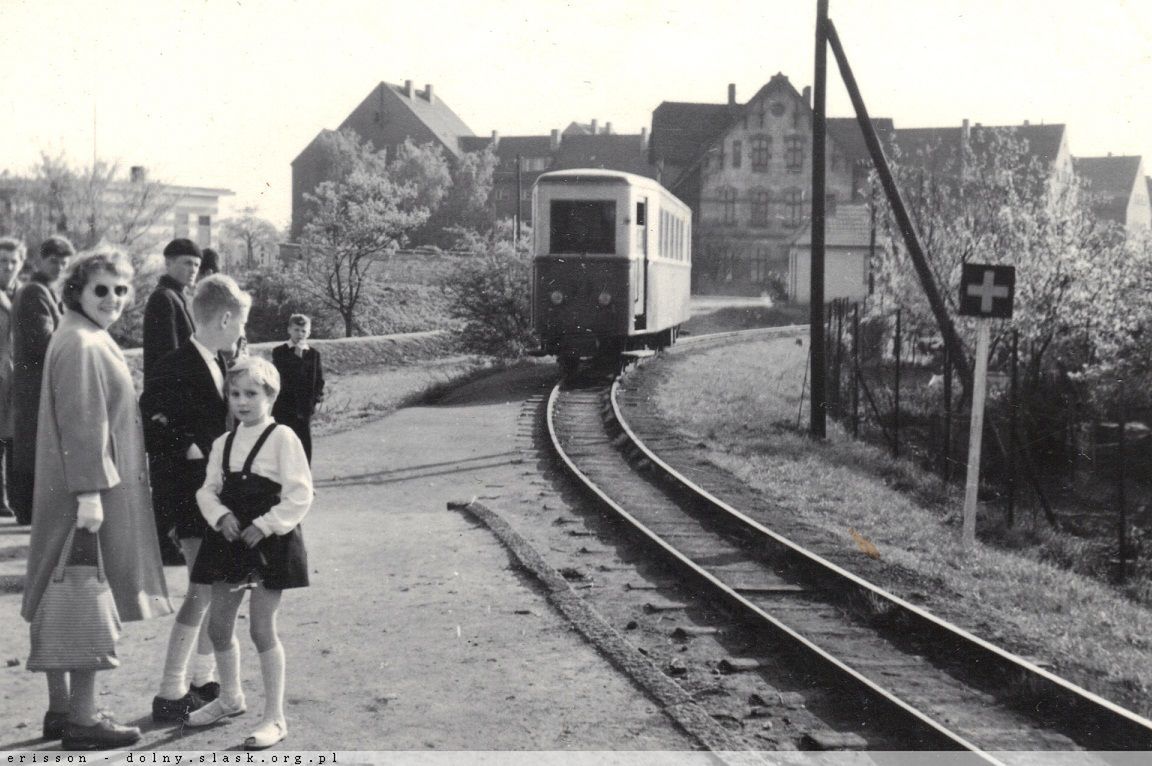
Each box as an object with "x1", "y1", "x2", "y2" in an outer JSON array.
[
  {"x1": 152, "y1": 692, "x2": 204, "y2": 722},
  {"x1": 244, "y1": 719, "x2": 287, "y2": 750},
  {"x1": 186, "y1": 696, "x2": 247, "y2": 727},
  {"x1": 190, "y1": 681, "x2": 221, "y2": 702}
]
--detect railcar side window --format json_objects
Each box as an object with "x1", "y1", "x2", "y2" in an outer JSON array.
[{"x1": 550, "y1": 200, "x2": 616, "y2": 254}]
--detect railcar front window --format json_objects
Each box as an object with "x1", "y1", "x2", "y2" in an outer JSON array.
[{"x1": 550, "y1": 200, "x2": 616, "y2": 254}]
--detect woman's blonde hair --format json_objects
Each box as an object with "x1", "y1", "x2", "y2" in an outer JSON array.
[{"x1": 227, "y1": 356, "x2": 281, "y2": 399}]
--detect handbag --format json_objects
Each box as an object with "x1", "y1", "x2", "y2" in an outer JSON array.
[{"x1": 27, "y1": 528, "x2": 122, "y2": 672}]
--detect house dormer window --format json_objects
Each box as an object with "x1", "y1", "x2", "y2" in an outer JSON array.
[{"x1": 751, "y1": 136, "x2": 771, "y2": 172}]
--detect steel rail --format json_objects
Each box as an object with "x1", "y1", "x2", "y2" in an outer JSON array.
[
  {"x1": 546, "y1": 381, "x2": 1004, "y2": 760},
  {"x1": 608, "y1": 375, "x2": 1152, "y2": 751}
]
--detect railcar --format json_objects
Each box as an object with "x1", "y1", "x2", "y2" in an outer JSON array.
[{"x1": 532, "y1": 169, "x2": 692, "y2": 374}]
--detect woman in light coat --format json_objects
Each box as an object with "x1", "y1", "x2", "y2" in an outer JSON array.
[{"x1": 22, "y1": 249, "x2": 173, "y2": 750}]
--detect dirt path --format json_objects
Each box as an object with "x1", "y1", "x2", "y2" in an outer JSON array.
[{"x1": 0, "y1": 364, "x2": 696, "y2": 752}]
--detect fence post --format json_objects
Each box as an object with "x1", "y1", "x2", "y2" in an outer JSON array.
[
  {"x1": 852, "y1": 303, "x2": 860, "y2": 438},
  {"x1": 943, "y1": 342, "x2": 953, "y2": 481},
  {"x1": 893, "y1": 308, "x2": 901, "y2": 459},
  {"x1": 1008, "y1": 330, "x2": 1018, "y2": 527},
  {"x1": 1117, "y1": 392, "x2": 1128, "y2": 584},
  {"x1": 834, "y1": 300, "x2": 844, "y2": 418}
]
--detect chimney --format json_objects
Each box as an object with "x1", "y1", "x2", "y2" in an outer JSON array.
[
  {"x1": 604, "y1": 122, "x2": 612, "y2": 135},
  {"x1": 962, "y1": 118, "x2": 970, "y2": 141},
  {"x1": 728, "y1": 83, "x2": 736, "y2": 105},
  {"x1": 490, "y1": 130, "x2": 499, "y2": 148},
  {"x1": 1023, "y1": 119, "x2": 1030, "y2": 126},
  {"x1": 404, "y1": 80, "x2": 413, "y2": 98},
  {"x1": 550, "y1": 129, "x2": 560, "y2": 151},
  {"x1": 424, "y1": 83, "x2": 434, "y2": 103},
  {"x1": 640, "y1": 126, "x2": 648, "y2": 151},
  {"x1": 802, "y1": 86, "x2": 812, "y2": 106},
  {"x1": 130, "y1": 166, "x2": 146, "y2": 183},
  {"x1": 590, "y1": 119, "x2": 598, "y2": 135}
]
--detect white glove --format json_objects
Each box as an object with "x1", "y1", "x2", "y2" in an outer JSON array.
[{"x1": 76, "y1": 493, "x2": 104, "y2": 532}]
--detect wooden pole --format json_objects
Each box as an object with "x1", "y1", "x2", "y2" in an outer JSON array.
[
  {"x1": 893, "y1": 308, "x2": 901, "y2": 459},
  {"x1": 825, "y1": 20, "x2": 970, "y2": 397},
  {"x1": 809, "y1": 0, "x2": 829, "y2": 439},
  {"x1": 962, "y1": 321, "x2": 991, "y2": 548}
]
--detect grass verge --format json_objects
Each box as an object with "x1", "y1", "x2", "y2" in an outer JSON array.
[
  {"x1": 639, "y1": 335, "x2": 1152, "y2": 717},
  {"x1": 312, "y1": 355, "x2": 505, "y2": 436}
]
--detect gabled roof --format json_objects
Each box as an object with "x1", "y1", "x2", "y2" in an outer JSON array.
[
  {"x1": 1073, "y1": 155, "x2": 1142, "y2": 196},
  {"x1": 891, "y1": 123, "x2": 1066, "y2": 174},
  {"x1": 458, "y1": 135, "x2": 555, "y2": 166},
  {"x1": 551, "y1": 134, "x2": 657, "y2": 178},
  {"x1": 650, "y1": 74, "x2": 893, "y2": 190},
  {"x1": 791, "y1": 204, "x2": 872, "y2": 248},
  {"x1": 827, "y1": 117, "x2": 895, "y2": 164},
  {"x1": 1073, "y1": 155, "x2": 1143, "y2": 223},
  {"x1": 649, "y1": 102, "x2": 737, "y2": 168},
  {"x1": 291, "y1": 129, "x2": 336, "y2": 167},
  {"x1": 341, "y1": 81, "x2": 474, "y2": 159}
]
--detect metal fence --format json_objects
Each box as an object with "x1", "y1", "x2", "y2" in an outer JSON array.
[{"x1": 818, "y1": 298, "x2": 1146, "y2": 582}]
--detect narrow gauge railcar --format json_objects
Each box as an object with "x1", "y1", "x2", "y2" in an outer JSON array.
[{"x1": 532, "y1": 169, "x2": 692, "y2": 373}]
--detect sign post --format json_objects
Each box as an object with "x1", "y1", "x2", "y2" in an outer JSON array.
[{"x1": 958, "y1": 264, "x2": 1015, "y2": 549}]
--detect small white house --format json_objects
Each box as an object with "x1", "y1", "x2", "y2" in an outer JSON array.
[{"x1": 788, "y1": 203, "x2": 873, "y2": 303}]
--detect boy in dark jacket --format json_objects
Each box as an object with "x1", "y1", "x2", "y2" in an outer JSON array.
[
  {"x1": 141, "y1": 275, "x2": 251, "y2": 719},
  {"x1": 271, "y1": 315, "x2": 325, "y2": 463}
]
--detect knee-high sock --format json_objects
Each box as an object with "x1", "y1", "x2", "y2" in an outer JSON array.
[
  {"x1": 190, "y1": 622, "x2": 217, "y2": 687},
  {"x1": 158, "y1": 622, "x2": 199, "y2": 699},
  {"x1": 258, "y1": 643, "x2": 285, "y2": 724},
  {"x1": 216, "y1": 639, "x2": 243, "y2": 706}
]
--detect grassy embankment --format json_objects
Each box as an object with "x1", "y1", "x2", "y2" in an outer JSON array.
[{"x1": 646, "y1": 335, "x2": 1152, "y2": 716}]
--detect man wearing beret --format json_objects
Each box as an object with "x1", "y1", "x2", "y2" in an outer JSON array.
[
  {"x1": 143, "y1": 238, "x2": 201, "y2": 564},
  {"x1": 10, "y1": 236, "x2": 73, "y2": 524},
  {"x1": 143, "y1": 238, "x2": 201, "y2": 379}
]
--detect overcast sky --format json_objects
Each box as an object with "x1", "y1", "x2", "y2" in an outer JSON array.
[{"x1": 3, "y1": 0, "x2": 1152, "y2": 230}]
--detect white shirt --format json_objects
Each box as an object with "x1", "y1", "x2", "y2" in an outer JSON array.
[
  {"x1": 196, "y1": 416, "x2": 313, "y2": 537},
  {"x1": 189, "y1": 335, "x2": 224, "y2": 398}
]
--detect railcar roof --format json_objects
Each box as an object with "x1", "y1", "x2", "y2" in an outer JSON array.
[{"x1": 536, "y1": 168, "x2": 652, "y2": 185}]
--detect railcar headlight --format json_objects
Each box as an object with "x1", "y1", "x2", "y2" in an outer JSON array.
[
  {"x1": 550, "y1": 290, "x2": 564, "y2": 305},
  {"x1": 598, "y1": 290, "x2": 612, "y2": 306}
]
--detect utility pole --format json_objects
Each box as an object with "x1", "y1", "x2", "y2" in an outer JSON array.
[
  {"x1": 515, "y1": 154, "x2": 523, "y2": 244},
  {"x1": 809, "y1": 0, "x2": 829, "y2": 438}
]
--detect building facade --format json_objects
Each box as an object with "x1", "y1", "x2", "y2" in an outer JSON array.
[
  {"x1": 0, "y1": 165, "x2": 231, "y2": 256},
  {"x1": 650, "y1": 73, "x2": 888, "y2": 296}
]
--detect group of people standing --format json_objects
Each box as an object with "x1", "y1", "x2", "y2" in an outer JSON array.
[{"x1": 1, "y1": 235, "x2": 327, "y2": 751}]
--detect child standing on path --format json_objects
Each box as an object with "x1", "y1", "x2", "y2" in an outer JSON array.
[
  {"x1": 186, "y1": 357, "x2": 312, "y2": 749},
  {"x1": 271, "y1": 314, "x2": 324, "y2": 464}
]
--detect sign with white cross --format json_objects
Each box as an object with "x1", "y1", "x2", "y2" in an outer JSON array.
[{"x1": 959, "y1": 263, "x2": 1015, "y2": 319}]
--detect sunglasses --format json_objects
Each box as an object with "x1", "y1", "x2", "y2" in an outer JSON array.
[{"x1": 92, "y1": 284, "x2": 130, "y2": 298}]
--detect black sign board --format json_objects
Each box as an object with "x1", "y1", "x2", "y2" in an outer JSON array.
[{"x1": 959, "y1": 263, "x2": 1015, "y2": 319}]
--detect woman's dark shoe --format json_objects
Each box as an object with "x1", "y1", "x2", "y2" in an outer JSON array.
[
  {"x1": 42, "y1": 710, "x2": 68, "y2": 739},
  {"x1": 152, "y1": 691, "x2": 204, "y2": 722},
  {"x1": 62, "y1": 717, "x2": 141, "y2": 750},
  {"x1": 190, "y1": 681, "x2": 220, "y2": 702}
]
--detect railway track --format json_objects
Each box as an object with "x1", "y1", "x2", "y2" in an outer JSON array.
[{"x1": 544, "y1": 337, "x2": 1152, "y2": 758}]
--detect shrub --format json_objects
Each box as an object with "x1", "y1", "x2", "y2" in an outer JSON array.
[
  {"x1": 439, "y1": 223, "x2": 534, "y2": 356},
  {"x1": 240, "y1": 267, "x2": 332, "y2": 342}
]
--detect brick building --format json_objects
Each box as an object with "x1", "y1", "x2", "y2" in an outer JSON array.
[{"x1": 649, "y1": 73, "x2": 890, "y2": 295}]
